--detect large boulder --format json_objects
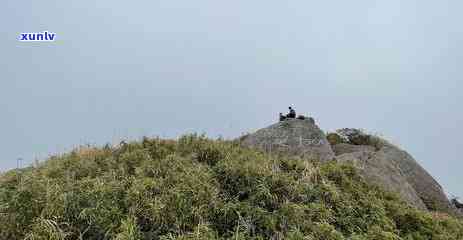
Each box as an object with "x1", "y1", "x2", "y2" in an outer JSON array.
[
  {"x1": 332, "y1": 129, "x2": 455, "y2": 214},
  {"x1": 379, "y1": 144, "x2": 453, "y2": 213},
  {"x1": 240, "y1": 118, "x2": 334, "y2": 162},
  {"x1": 334, "y1": 144, "x2": 427, "y2": 210}
]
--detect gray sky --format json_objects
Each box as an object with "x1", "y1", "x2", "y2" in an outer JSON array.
[{"x1": 1, "y1": 1, "x2": 462, "y2": 197}]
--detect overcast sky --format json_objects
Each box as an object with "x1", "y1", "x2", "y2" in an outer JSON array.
[{"x1": 1, "y1": 1, "x2": 462, "y2": 197}]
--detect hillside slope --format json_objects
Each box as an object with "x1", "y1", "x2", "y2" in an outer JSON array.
[{"x1": 1, "y1": 135, "x2": 462, "y2": 240}]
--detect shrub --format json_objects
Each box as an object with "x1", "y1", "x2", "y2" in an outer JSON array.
[{"x1": 326, "y1": 133, "x2": 345, "y2": 146}]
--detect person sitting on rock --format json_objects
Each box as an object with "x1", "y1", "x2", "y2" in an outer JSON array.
[
  {"x1": 279, "y1": 113, "x2": 287, "y2": 122},
  {"x1": 287, "y1": 107, "x2": 296, "y2": 118}
]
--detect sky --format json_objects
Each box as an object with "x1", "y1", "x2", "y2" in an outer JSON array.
[{"x1": 1, "y1": 1, "x2": 462, "y2": 197}]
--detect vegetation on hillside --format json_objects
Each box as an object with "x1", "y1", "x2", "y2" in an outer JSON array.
[
  {"x1": 326, "y1": 129, "x2": 385, "y2": 150},
  {"x1": 1, "y1": 135, "x2": 462, "y2": 239}
]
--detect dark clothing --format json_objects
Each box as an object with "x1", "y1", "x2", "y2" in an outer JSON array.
[
  {"x1": 287, "y1": 109, "x2": 296, "y2": 118},
  {"x1": 279, "y1": 114, "x2": 287, "y2": 122}
]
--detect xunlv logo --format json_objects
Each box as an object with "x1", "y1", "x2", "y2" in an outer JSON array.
[{"x1": 19, "y1": 31, "x2": 56, "y2": 42}]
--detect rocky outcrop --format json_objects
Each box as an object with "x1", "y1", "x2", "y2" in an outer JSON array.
[
  {"x1": 452, "y1": 199, "x2": 463, "y2": 216},
  {"x1": 240, "y1": 118, "x2": 334, "y2": 162},
  {"x1": 334, "y1": 144, "x2": 427, "y2": 210},
  {"x1": 241, "y1": 121, "x2": 457, "y2": 214},
  {"x1": 332, "y1": 129, "x2": 455, "y2": 214},
  {"x1": 379, "y1": 144, "x2": 452, "y2": 212}
]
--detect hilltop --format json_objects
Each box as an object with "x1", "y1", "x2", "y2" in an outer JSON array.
[
  {"x1": 241, "y1": 119, "x2": 458, "y2": 215},
  {"x1": 1, "y1": 121, "x2": 462, "y2": 239}
]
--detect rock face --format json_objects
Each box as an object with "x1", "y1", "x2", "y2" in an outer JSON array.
[
  {"x1": 452, "y1": 199, "x2": 463, "y2": 216},
  {"x1": 379, "y1": 144, "x2": 452, "y2": 212},
  {"x1": 332, "y1": 129, "x2": 455, "y2": 214},
  {"x1": 333, "y1": 143, "x2": 428, "y2": 210},
  {"x1": 240, "y1": 119, "x2": 334, "y2": 162}
]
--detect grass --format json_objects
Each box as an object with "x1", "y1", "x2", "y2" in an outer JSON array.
[{"x1": 0, "y1": 134, "x2": 462, "y2": 239}]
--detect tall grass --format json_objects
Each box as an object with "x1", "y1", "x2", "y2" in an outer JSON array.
[{"x1": 0, "y1": 134, "x2": 462, "y2": 239}]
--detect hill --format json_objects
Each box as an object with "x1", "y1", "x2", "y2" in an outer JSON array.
[
  {"x1": 240, "y1": 119, "x2": 457, "y2": 215},
  {"x1": 1, "y1": 134, "x2": 462, "y2": 239}
]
